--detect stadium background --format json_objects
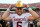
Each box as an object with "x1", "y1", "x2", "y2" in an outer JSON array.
[{"x1": 0, "y1": 3, "x2": 40, "y2": 17}]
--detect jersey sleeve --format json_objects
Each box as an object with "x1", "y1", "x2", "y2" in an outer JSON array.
[
  {"x1": 9, "y1": 14, "x2": 14, "y2": 19},
  {"x1": 24, "y1": 13, "x2": 32, "y2": 21},
  {"x1": 28, "y1": 13, "x2": 32, "y2": 16},
  {"x1": 25, "y1": 13, "x2": 32, "y2": 18}
]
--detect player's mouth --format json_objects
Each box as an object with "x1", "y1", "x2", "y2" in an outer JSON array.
[{"x1": 17, "y1": 12, "x2": 22, "y2": 15}]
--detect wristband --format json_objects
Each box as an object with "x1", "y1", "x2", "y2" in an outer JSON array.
[
  {"x1": 7, "y1": 8, "x2": 10, "y2": 11},
  {"x1": 28, "y1": 7, "x2": 32, "y2": 11}
]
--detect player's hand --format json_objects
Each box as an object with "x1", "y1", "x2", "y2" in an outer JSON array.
[
  {"x1": 24, "y1": 4, "x2": 29, "y2": 8},
  {"x1": 9, "y1": 4, "x2": 16, "y2": 9}
]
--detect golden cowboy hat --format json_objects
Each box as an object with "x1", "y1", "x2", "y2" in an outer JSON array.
[{"x1": 16, "y1": 1, "x2": 24, "y2": 8}]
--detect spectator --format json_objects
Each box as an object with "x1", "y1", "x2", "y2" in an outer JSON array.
[
  {"x1": 1, "y1": 20, "x2": 7, "y2": 27},
  {"x1": 10, "y1": 21, "x2": 13, "y2": 27},
  {"x1": 6, "y1": 22, "x2": 11, "y2": 27},
  {"x1": 33, "y1": 20, "x2": 37, "y2": 27},
  {"x1": 29, "y1": 21, "x2": 34, "y2": 27},
  {"x1": 0, "y1": 15, "x2": 2, "y2": 27},
  {"x1": 37, "y1": 19, "x2": 40, "y2": 27},
  {"x1": 0, "y1": 24, "x2": 2, "y2": 27}
]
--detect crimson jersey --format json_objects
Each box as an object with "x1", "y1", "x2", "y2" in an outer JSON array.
[{"x1": 9, "y1": 13, "x2": 32, "y2": 27}]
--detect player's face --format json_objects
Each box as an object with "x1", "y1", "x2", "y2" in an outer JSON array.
[{"x1": 16, "y1": 8, "x2": 23, "y2": 15}]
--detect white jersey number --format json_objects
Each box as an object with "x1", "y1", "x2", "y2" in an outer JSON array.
[{"x1": 17, "y1": 22, "x2": 22, "y2": 27}]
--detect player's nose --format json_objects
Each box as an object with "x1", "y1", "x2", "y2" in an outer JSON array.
[{"x1": 18, "y1": 9, "x2": 21, "y2": 11}]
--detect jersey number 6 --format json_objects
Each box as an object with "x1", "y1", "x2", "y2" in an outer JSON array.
[{"x1": 17, "y1": 22, "x2": 22, "y2": 27}]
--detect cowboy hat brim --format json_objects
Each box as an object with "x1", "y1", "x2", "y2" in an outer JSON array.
[{"x1": 15, "y1": 7, "x2": 24, "y2": 8}]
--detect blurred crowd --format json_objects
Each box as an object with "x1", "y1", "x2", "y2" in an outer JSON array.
[
  {"x1": 0, "y1": 18, "x2": 40, "y2": 27},
  {"x1": 0, "y1": 19, "x2": 13, "y2": 27}
]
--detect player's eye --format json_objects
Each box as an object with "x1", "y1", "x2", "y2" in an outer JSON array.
[{"x1": 17, "y1": 8, "x2": 22, "y2": 10}]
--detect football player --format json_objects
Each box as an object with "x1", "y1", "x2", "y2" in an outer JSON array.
[{"x1": 2, "y1": 1, "x2": 39, "y2": 27}]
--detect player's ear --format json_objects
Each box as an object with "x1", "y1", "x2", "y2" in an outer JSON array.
[
  {"x1": 15, "y1": 9, "x2": 17, "y2": 12},
  {"x1": 22, "y1": 9, "x2": 24, "y2": 12}
]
